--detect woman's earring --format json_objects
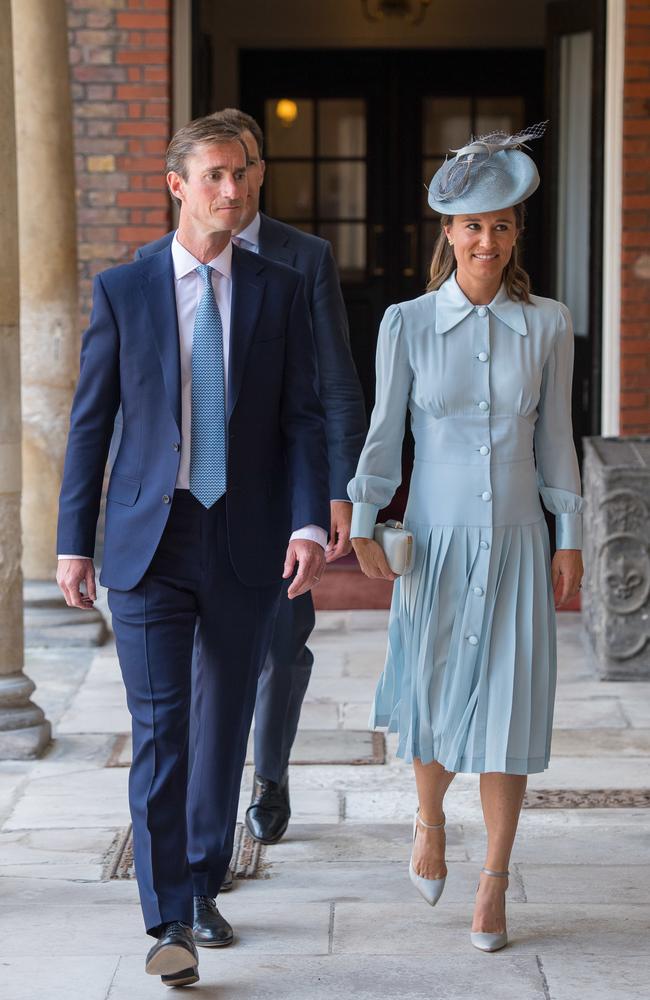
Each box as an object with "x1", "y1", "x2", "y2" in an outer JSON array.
[{"x1": 448, "y1": 240, "x2": 454, "y2": 247}]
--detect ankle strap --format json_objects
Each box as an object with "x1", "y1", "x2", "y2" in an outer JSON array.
[
  {"x1": 481, "y1": 867, "x2": 509, "y2": 878},
  {"x1": 416, "y1": 811, "x2": 445, "y2": 830}
]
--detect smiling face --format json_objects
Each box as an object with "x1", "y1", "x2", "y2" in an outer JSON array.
[
  {"x1": 167, "y1": 139, "x2": 248, "y2": 237},
  {"x1": 444, "y1": 208, "x2": 519, "y2": 288}
]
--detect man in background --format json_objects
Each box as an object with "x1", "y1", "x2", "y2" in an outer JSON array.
[{"x1": 138, "y1": 110, "x2": 367, "y2": 875}]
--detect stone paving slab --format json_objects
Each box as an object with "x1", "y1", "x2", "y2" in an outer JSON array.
[
  {"x1": 0, "y1": 828, "x2": 118, "y2": 881},
  {"x1": 256, "y1": 823, "x2": 466, "y2": 864},
  {"x1": 0, "y1": 956, "x2": 118, "y2": 1000},
  {"x1": 550, "y1": 728, "x2": 650, "y2": 755},
  {"x1": 515, "y1": 863, "x2": 650, "y2": 904},
  {"x1": 104, "y1": 953, "x2": 548, "y2": 1000},
  {"x1": 3, "y1": 767, "x2": 130, "y2": 831},
  {"x1": 331, "y1": 901, "x2": 650, "y2": 956},
  {"x1": 541, "y1": 952, "x2": 649, "y2": 1000}
]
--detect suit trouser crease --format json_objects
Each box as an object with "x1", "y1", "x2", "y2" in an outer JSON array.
[
  {"x1": 109, "y1": 494, "x2": 280, "y2": 935},
  {"x1": 253, "y1": 585, "x2": 316, "y2": 783}
]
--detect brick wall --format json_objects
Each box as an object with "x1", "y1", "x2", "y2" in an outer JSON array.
[
  {"x1": 621, "y1": 0, "x2": 650, "y2": 434},
  {"x1": 67, "y1": 0, "x2": 172, "y2": 325}
]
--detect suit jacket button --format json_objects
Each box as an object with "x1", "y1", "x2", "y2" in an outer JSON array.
[
  {"x1": 172, "y1": 442, "x2": 180, "y2": 451},
  {"x1": 162, "y1": 494, "x2": 170, "y2": 504}
]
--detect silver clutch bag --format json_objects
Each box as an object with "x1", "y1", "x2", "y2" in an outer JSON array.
[{"x1": 373, "y1": 519, "x2": 414, "y2": 576}]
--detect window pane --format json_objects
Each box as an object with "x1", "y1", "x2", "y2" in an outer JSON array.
[
  {"x1": 318, "y1": 99, "x2": 366, "y2": 156},
  {"x1": 423, "y1": 97, "x2": 471, "y2": 155},
  {"x1": 422, "y1": 157, "x2": 445, "y2": 213},
  {"x1": 320, "y1": 223, "x2": 366, "y2": 276},
  {"x1": 475, "y1": 97, "x2": 525, "y2": 138},
  {"x1": 265, "y1": 162, "x2": 314, "y2": 220},
  {"x1": 265, "y1": 99, "x2": 314, "y2": 157},
  {"x1": 318, "y1": 162, "x2": 366, "y2": 219}
]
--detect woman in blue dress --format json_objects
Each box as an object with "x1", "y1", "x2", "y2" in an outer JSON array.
[{"x1": 348, "y1": 127, "x2": 584, "y2": 952}]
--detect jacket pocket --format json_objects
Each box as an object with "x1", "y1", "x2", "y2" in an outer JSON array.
[{"x1": 107, "y1": 473, "x2": 141, "y2": 506}]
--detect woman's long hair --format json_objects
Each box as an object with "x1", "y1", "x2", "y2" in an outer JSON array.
[{"x1": 427, "y1": 202, "x2": 531, "y2": 303}]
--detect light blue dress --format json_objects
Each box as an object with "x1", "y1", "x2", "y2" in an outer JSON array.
[{"x1": 348, "y1": 273, "x2": 584, "y2": 775}]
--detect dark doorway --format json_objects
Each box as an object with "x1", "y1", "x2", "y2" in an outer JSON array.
[{"x1": 240, "y1": 48, "x2": 546, "y2": 413}]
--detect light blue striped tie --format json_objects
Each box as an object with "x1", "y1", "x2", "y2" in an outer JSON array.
[{"x1": 189, "y1": 264, "x2": 227, "y2": 508}]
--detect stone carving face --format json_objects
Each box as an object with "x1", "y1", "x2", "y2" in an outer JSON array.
[
  {"x1": 606, "y1": 556, "x2": 644, "y2": 602},
  {"x1": 599, "y1": 535, "x2": 650, "y2": 616}
]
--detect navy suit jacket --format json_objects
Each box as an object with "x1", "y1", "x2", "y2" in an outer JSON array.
[
  {"x1": 136, "y1": 215, "x2": 366, "y2": 499},
  {"x1": 57, "y1": 245, "x2": 330, "y2": 591}
]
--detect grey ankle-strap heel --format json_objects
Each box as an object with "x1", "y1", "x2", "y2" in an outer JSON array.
[
  {"x1": 470, "y1": 867, "x2": 509, "y2": 952},
  {"x1": 408, "y1": 809, "x2": 446, "y2": 906}
]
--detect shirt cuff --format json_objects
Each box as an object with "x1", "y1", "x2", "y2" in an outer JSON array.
[
  {"x1": 290, "y1": 525, "x2": 328, "y2": 549},
  {"x1": 351, "y1": 502, "x2": 380, "y2": 539},
  {"x1": 555, "y1": 513, "x2": 582, "y2": 550},
  {"x1": 58, "y1": 554, "x2": 92, "y2": 560}
]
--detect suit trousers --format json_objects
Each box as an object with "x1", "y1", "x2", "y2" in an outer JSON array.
[
  {"x1": 108, "y1": 491, "x2": 281, "y2": 936},
  {"x1": 253, "y1": 584, "x2": 316, "y2": 783}
]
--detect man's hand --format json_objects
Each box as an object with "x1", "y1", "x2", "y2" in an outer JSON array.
[
  {"x1": 351, "y1": 537, "x2": 397, "y2": 581},
  {"x1": 551, "y1": 549, "x2": 584, "y2": 608},
  {"x1": 325, "y1": 500, "x2": 352, "y2": 563},
  {"x1": 283, "y1": 539, "x2": 326, "y2": 599},
  {"x1": 56, "y1": 558, "x2": 97, "y2": 610}
]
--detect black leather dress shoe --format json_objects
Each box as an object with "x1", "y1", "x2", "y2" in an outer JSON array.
[
  {"x1": 192, "y1": 896, "x2": 234, "y2": 948},
  {"x1": 145, "y1": 921, "x2": 198, "y2": 986},
  {"x1": 245, "y1": 770, "x2": 290, "y2": 845},
  {"x1": 220, "y1": 865, "x2": 234, "y2": 892}
]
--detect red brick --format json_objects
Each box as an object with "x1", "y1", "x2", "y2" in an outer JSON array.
[
  {"x1": 141, "y1": 31, "x2": 167, "y2": 47},
  {"x1": 116, "y1": 12, "x2": 167, "y2": 29},
  {"x1": 116, "y1": 84, "x2": 166, "y2": 101},
  {"x1": 144, "y1": 139, "x2": 167, "y2": 155},
  {"x1": 143, "y1": 102, "x2": 169, "y2": 119},
  {"x1": 144, "y1": 66, "x2": 168, "y2": 83},
  {"x1": 116, "y1": 120, "x2": 169, "y2": 136},
  {"x1": 624, "y1": 81, "x2": 650, "y2": 96},
  {"x1": 73, "y1": 65, "x2": 127, "y2": 83},
  {"x1": 127, "y1": 67, "x2": 142, "y2": 81},
  {"x1": 117, "y1": 156, "x2": 164, "y2": 172},
  {"x1": 117, "y1": 191, "x2": 168, "y2": 206},
  {"x1": 117, "y1": 48, "x2": 168, "y2": 63},
  {"x1": 118, "y1": 225, "x2": 166, "y2": 241},
  {"x1": 627, "y1": 8, "x2": 650, "y2": 23}
]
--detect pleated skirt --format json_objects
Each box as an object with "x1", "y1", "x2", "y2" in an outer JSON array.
[{"x1": 370, "y1": 519, "x2": 557, "y2": 774}]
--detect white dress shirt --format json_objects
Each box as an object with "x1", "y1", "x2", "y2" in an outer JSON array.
[{"x1": 58, "y1": 230, "x2": 327, "y2": 557}]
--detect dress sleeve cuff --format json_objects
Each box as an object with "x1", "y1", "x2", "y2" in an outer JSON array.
[
  {"x1": 351, "y1": 502, "x2": 379, "y2": 539},
  {"x1": 556, "y1": 512, "x2": 582, "y2": 550}
]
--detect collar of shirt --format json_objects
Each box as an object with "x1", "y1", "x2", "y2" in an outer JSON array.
[
  {"x1": 234, "y1": 212, "x2": 261, "y2": 252},
  {"x1": 435, "y1": 271, "x2": 527, "y2": 337},
  {"x1": 171, "y1": 232, "x2": 233, "y2": 281}
]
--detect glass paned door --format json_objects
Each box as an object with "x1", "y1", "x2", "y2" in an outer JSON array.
[{"x1": 264, "y1": 97, "x2": 367, "y2": 279}]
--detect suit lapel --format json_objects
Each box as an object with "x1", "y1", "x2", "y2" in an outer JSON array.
[
  {"x1": 259, "y1": 213, "x2": 297, "y2": 268},
  {"x1": 228, "y1": 245, "x2": 265, "y2": 420},
  {"x1": 140, "y1": 249, "x2": 181, "y2": 432}
]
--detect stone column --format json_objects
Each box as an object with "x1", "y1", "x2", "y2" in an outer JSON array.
[
  {"x1": 0, "y1": 0, "x2": 51, "y2": 759},
  {"x1": 12, "y1": 0, "x2": 79, "y2": 580}
]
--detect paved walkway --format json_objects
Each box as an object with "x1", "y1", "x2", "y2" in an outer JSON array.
[{"x1": 1, "y1": 607, "x2": 649, "y2": 999}]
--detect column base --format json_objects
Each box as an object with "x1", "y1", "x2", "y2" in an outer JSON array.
[
  {"x1": 24, "y1": 580, "x2": 108, "y2": 647},
  {"x1": 0, "y1": 720, "x2": 51, "y2": 759}
]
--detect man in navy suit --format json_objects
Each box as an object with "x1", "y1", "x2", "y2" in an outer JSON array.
[
  {"x1": 138, "y1": 108, "x2": 367, "y2": 854},
  {"x1": 56, "y1": 116, "x2": 329, "y2": 987}
]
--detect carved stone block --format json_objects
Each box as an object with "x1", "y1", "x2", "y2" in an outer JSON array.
[{"x1": 582, "y1": 436, "x2": 650, "y2": 680}]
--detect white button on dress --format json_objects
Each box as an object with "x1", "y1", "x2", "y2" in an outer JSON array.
[{"x1": 349, "y1": 272, "x2": 584, "y2": 776}]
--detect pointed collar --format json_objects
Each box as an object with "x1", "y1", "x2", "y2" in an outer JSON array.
[
  {"x1": 435, "y1": 272, "x2": 527, "y2": 336},
  {"x1": 171, "y1": 233, "x2": 233, "y2": 281}
]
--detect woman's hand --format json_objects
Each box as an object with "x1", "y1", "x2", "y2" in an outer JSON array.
[
  {"x1": 551, "y1": 549, "x2": 584, "y2": 608},
  {"x1": 352, "y1": 537, "x2": 398, "y2": 581}
]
